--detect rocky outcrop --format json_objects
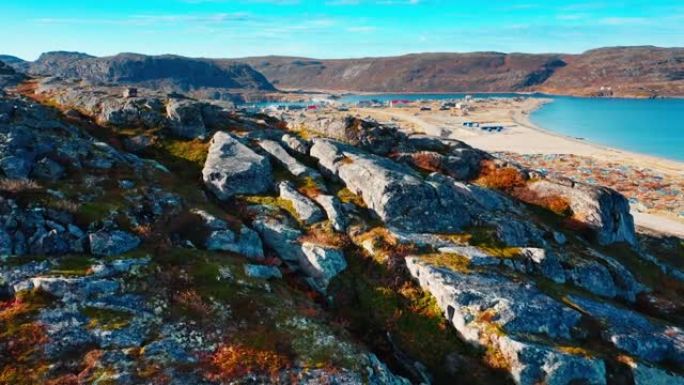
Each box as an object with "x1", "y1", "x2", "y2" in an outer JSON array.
[
  {"x1": 278, "y1": 181, "x2": 324, "y2": 225},
  {"x1": 406, "y1": 257, "x2": 606, "y2": 385},
  {"x1": 300, "y1": 242, "x2": 347, "y2": 290},
  {"x1": 165, "y1": 99, "x2": 207, "y2": 139},
  {"x1": 88, "y1": 230, "x2": 141, "y2": 257},
  {"x1": 526, "y1": 179, "x2": 636, "y2": 246},
  {"x1": 310, "y1": 138, "x2": 472, "y2": 233},
  {"x1": 258, "y1": 139, "x2": 319, "y2": 179},
  {"x1": 202, "y1": 131, "x2": 273, "y2": 200}
]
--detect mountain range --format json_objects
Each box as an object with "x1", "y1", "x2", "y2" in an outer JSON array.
[{"x1": 2, "y1": 46, "x2": 684, "y2": 97}]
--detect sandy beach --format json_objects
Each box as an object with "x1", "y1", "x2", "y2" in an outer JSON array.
[{"x1": 338, "y1": 98, "x2": 684, "y2": 237}]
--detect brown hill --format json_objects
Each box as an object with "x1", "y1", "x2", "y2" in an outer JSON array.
[{"x1": 238, "y1": 46, "x2": 684, "y2": 97}]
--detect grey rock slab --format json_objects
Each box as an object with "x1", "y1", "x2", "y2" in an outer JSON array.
[
  {"x1": 244, "y1": 264, "x2": 282, "y2": 279},
  {"x1": 527, "y1": 179, "x2": 636, "y2": 246},
  {"x1": 202, "y1": 131, "x2": 273, "y2": 200},
  {"x1": 89, "y1": 230, "x2": 141, "y2": 257},
  {"x1": 568, "y1": 295, "x2": 684, "y2": 365},
  {"x1": 258, "y1": 139, "x2": 318, "y2": 178},
  {"x1": 312, "y1": 194, "x2": 347, "y2": 232},
  {"x1": 310, "y1": 138, "x2": 471, "y2": 233},
  {"x1": 278, "y1": 181, "x2": 324, "y2": 225}
]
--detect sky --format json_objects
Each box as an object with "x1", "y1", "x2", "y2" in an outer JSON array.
[{"x1": 1, "y1": 0, "x2": 683, "y2": 61}]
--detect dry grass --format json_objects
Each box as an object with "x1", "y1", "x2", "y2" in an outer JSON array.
[
  {"x1": 299, "y1": 222, "x2": 350, "y2": 249},
  {"x1": 0, "y1": 178, "x2": 42, "y2": 194},
  {"x1": 410, "y1": 151, "x2": 442, "y2": 173},
  {"x1": 474, "y1": 161, "x2": 526, "y2": 191},
  {"x1": 47, "y1": 199, "x2": 81, "y2": 214},
  {"x1": 204, "y1": 343, "x2": 290, "y2": 381},
  {"x1": 173, "y1": 289, "x2": 213, "y2": 318}
]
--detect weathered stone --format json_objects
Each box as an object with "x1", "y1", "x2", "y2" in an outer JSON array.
[
  {"x1": 258, "y1": 139, "x2": 317, "y2": 178},
  {"x1": 568, "y1": 295, "x2": 684, "y2": 364},
  {"x1": 281, "y1": 133, "x2": 310, "y2": 155},
  {"x1": 526, "y1": 180, "x2": 636, "y2": 246},
  {"x1": 300, "y1": 242, "x2": 347, "y2": 288},
  {"x1": 252, "y1": 215, "x2": 304, "y2": 262},
  {"x1": 31, "y1": 157, "x2": 65, "y2": 181},
  {"x1": 568, "y1": 260, "x2": 618, "y2": 298},
  {"x1": 244, "y1": 264, "x2": 282, "y2": 279},
  {"x1": 406, "y1": 257, "x2": 605, "y2": 385},
  {"x1": 0, "y1": 154, "x2": 33, "y2": 179},
  {"x1": 313, "y1": 194, "x2": 347, "y2": 232},
  {"x1": 310, "y1": 139, "x2": 471, "y2": 233},
  {"x1": 202, "y1": 131, "x2": 272, "y2": 200},
  {"x1": 631, "y1": 364, "x2": 684, "y2": 385},
  {"x1": 206, "y1": 226, "x2": 264, "y2": 259},
  {"x1": 89, "y1": 230, "x2": 141, "y2": 257},
  {"x1": 278, "y1": 181, "x2": 324, "y2": 225},
  {"x1": 166, "y1": 99, "x2": 206, "y2": 139}
]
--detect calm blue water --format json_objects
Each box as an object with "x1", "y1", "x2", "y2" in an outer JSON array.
[
  {"x1": 530, "y1": 96, "x2": 684, "y2": 162},
  {"x1": 334, "y1": 93, "x2": 684, "y2": 162}
]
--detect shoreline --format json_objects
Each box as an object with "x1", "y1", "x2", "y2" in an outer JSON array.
[{"x1": 342, "y1": 97, "x2": 684, "y2": 237}]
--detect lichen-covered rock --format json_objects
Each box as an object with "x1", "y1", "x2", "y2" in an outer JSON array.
[
  {"x1": 258, "y1": 139, "x2": 318, "y2": 178},
  {"x1": 313, "y1": 194, "x2": 347, "y2": 232},
  {"x1": 281, "y1": 133, "x2": 310, "y2": 155},
  {"x1": 202, "y1": 131, "x2": 273, "y2": 200},
  {"x1": 527, "y1": 179, "x2": 636, "y2": 246},
  {"x1": 568, "y1": 295, "x2": 684, "y2": 365},
  {"x1": 279, "y1": 181, "x2": 325, "y2": 225},
  {"x1": 405, "y1": 257, "x2": 607, "y2": 385},
  {"x1": 310, "y1": 138, "x2": 472, "y2": 233},
  {"x1": 631, "y1": 364, "x2": 684, "y2": 385},
  {"x1": 244, "y1": 264, "x2": 282, "y2": 279},
  {"x1": 166, "y1": 98, "x2": 206, "y2": 139},
  {"x1": 300, "y1": 242, "x2": 347, "y2": 290},
  {"x1": 88, "y1": 230, "x2": 141, "y2": 256}
]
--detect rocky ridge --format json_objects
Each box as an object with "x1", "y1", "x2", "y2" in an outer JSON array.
[{"x1": 0, "y1": 77, "x2": 682, "y2": 385}]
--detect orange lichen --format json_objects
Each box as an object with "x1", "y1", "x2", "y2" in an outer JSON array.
[
  {"x1": 204, "y1": 344, "x2": 290, "y2": 381},
  {"x1": 475, "y1": 161, "x2": 526, "y2": 191}
]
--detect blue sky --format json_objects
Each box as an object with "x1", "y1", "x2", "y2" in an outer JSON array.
[{"x1": 2, "y1": 0, "x2": 683, "y2": 60}]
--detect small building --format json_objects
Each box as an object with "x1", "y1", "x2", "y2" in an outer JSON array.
[
  {"x1": 389, "y1": 99, "x2": 412, "y2": 108},
  {"x1": 123, "y1": 87, "x2": 138, "y2": 98}
]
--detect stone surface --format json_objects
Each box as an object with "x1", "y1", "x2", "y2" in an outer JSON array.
[
  {"x1": 166, "y1": 99, "x2": 206, "y2": 139},
  {"x1": 244, "y1": 264, "x2": 282, "y2": 279},
  {"x1": 310, "y1": 138, "x2": 472, "y2": 233},
  {"x1": 258, "y1": 139, "x2": 317, "y2": 178},
  {"x1": 202, "y1": 131, "x2": 273, "y2": 200},
  {"x1": 527, "y1": 179, "x2": 636, "y2": 246},
  {"x1": 300, "y1": 242, "x2": 347, "y2": 289},
  {"x1": 313, "y1": 194, "x2": 347, "y2": 232},
  {"x1": 89, "y1": 230, "x2": 141, "y2": 256},
  {"x1": 279, "y1": 181, "x2": 325, "y2": 225}
]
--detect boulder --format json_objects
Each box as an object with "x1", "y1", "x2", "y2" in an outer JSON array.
[
  {"x1": 281, "y1": 133, "x2": 310, "y2": 155},
  {"x1": 88, "y1": 230, "x2": 141, "y2": 257},
  {"x1": 313, "y1": 194, "x2": 347, "y2": 232},
  {"x1": 31, "y1": 157, "x2": 65, "y2": 181},
  {"x1": 165, "y1": 99, "x2": 206, "y2": 139},
  {"x1": 244, "y1": 264, "x2": 282, "y2": 279},
  {"x1": 258, "y1": 139, "x2": 318, "y2": 178},
  {"x1": 278, "y1": 181, "x2": 325, "y2": 225},
  {"x1": 526, "y1": 180, "x2": 636, "y2": 246},
  {"x1": 0, "y1": 154, "x2": 34, "y2": 179},
  {"x1": 568, "y1": 295, "x2": 684, "y2": 365},
  {"x1": 300, "y1": 242, "x2": 347, "y2": 289},
  {"x1": 631, "y1": 364, "x2": 684, "y2": 385},
  {"x1": 205, "y1": 227, "x2": 264, "y2": 259},
  {"x1": 202, "y1": 131, "x2": 273, "y2": 200},
  {"x1": 406, "y1": 257, "x2": 606, "y2": 385},
  {"x1": 310, "y1": 139, "x2": 471, "y2": 233}
]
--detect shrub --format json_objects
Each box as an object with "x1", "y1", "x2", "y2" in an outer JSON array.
[
  {"x1": 0, "y1": 178, "x2": 42, "y2": 194},
  {"x1": 205, "y1": 343, "x2": 290, "y2": 381},
  {"x1": 299, "y1": 222, "x2": 350, "y2": 249},
  {"x1": 474, "y1": 161, "x2": 526, "y2": 191},
  {"x1": 410, "y1": 152, "x2": 442, "y2": 173},
  {"x1": 174, "y1": 289, "x2": 213, "y2": 318}
]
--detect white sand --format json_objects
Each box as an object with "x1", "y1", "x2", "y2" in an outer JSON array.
[{"x1": 348, "y1": 98, "x2": 684, "y2": 236}]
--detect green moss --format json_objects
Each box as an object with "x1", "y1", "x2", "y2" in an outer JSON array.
[
  {"x1": 418, "y1": 253, "x2": 472, "y2": 273},
  {"x1": 336, "y1": 187, "x2": 366, "y2": 208},
  {"x1": 241, "y1": 195, "x2": 300, "y2": 222},
  {"x1": 50, "y1": 255, "x2": 93, "y2": 277},
  {"x1": 83, "y1": 307, "x2": 132, "y2": 331}
]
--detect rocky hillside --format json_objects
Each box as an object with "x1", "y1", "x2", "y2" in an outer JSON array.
[
  {"x1": 12, "y1": 51, "x2": 276, "y2": 95},
  {"x1": 0, "y1": 76, "x2": 683, "y2": 385},
  {"x1": 239, "y1": 46, "x2": 684, "y2": 97}
]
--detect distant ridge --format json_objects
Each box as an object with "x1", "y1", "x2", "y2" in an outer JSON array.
[
  {"x1": 3, "y1": 46, "x2": 684, "y2": 97},
  {"x1": 236, "y1": 46, "x2": 684, "y2": 97},
  {"x1": 13, "y1": 51, "x2": 276, "y2": 92}
]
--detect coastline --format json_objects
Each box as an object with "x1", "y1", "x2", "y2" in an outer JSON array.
[{"x1": 341, "y1": 97, "x2": 684, "y2": 237}]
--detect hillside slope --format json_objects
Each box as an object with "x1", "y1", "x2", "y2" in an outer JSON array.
[
  {"x1": 239, "y1": 46, "x2": 684, "y2": 97},
  {"x1": 24, "y1": 51, "x2": 276, "y2": 92}
]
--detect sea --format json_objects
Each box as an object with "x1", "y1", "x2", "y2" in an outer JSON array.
[
  {"x1": 251, "y1": 93, "x2": 684, "y2": 162},
  {"x1": 343, "y1": 93, "x2": 684, "y2": 162}
]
